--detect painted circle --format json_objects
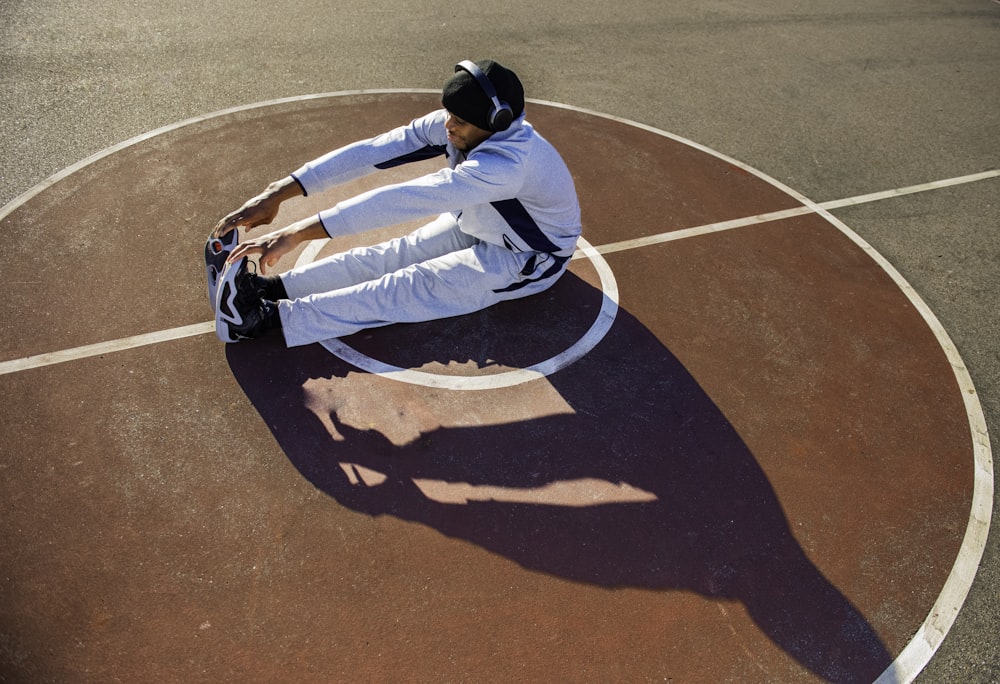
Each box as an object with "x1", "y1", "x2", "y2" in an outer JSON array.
[{"x1": 292, "y1": 236, "x2": 619, "y2": 390}]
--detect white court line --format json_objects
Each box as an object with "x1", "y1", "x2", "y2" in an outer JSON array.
[
  {"x1": 0, "y1": 168, "x2": 996, "y2": 377},
  {"x1": 2, "y1": 170, "x2": 998, "y2": 376},
  {"x1": 576, "y1": 169, "x2": 1000, "y2": 259},
  {"x1": 0, "y1": 322, "x2": 215, "y2": 375}
]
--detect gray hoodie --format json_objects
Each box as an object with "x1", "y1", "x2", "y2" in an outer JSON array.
[{"x1": 291, "y1": 108, "x2": 581, "y2": 258}]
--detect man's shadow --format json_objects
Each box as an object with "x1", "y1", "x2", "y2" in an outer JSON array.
[{"x1": 226, "y1": 273, "x2": 894, "y2": 683}]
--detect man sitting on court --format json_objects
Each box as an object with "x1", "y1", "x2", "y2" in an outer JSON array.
[{"x1": 211, "y1": 59, "x2": 581, "y2": 347}]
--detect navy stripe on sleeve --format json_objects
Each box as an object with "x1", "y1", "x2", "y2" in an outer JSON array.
[
  {"x1": 374, "y1": 145, "x2": 448, "y2": 170},
  {"x1": 289, "y1": 173, "x2": 309, "y2": 197}
]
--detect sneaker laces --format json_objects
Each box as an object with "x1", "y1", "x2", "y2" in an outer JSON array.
[{"x1": 233, "y1": 259, "x2": 265, "y2": 309}]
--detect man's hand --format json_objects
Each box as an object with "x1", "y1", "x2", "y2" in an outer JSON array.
[
  {"x1": 212, "y1": 176, "x2": 305, "y2": 238},
  {"x1": 227, "y1": 217, "x2": 328, "y2": 273}
]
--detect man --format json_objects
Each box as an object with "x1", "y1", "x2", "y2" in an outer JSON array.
[{"x1": 210, "y1": 59, "x2": 581, "y2": 347}]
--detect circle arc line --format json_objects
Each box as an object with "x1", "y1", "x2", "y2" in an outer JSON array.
[{"x1": 299, "y1": 236, "x2": 619, "y2": 390}]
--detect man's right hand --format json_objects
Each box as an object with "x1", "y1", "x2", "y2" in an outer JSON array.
[
  {"x1": 226, "y1": 216, "x2": 328, "y2": 274},
  {"x1": 211, "y1": 176, "x2": 305, "y2": 238}
]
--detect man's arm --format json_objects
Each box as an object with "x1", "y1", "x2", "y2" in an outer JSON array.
[
  {"x1": 211, "y1": 175, "x2": 305, "y2": 238},
  {"x1": 213, "y1": 111, "x2": 448, "y2": 240},
  {"x1": 292, "y1": 110, "x2": 449, "y2": 196},
  {"x1": 317, "y1": 154, "x2": 522, "y2": 239}
]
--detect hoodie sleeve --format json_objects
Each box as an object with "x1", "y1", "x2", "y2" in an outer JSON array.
[
  {"x1": 317, "y1": 147, "x2": 526, "y2": 238},
  {"x1": 290, "y1": 109, "x2": 450, "y2": 195}
]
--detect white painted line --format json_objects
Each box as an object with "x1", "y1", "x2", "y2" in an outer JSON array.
[
  {"x1": 576, "y1": 169, "x2": 1000, "y2": 260},
  {"x1": 572, "y1": 205, "x2": 817, "y2": 260},
  {"x1": 0, "y1": 322, "x2": 214, "y2": 375},
  {"x1": 818, "y1": 170, "x2": 1000, "y2": 211},
  {"x1": 1, "y1": 170, "x2": 996, "y2": 377}
]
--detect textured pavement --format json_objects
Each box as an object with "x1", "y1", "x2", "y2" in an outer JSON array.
[{"x1": 1, "y1": 2, "x2": 998, "y2": 682}]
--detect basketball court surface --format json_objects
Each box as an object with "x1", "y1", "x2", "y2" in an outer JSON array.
[{"x1": 1, "y1": 3, "x2": 998, "y2": 683}]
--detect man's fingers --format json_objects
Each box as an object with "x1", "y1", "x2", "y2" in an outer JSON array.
[
  {"x1": 211, "y1": 220, "x2": 235, "y2": 239},
  {"x1": 213, "y1": 189, "x2": 283, "y2": 238},
  {"x1": 227, "y1": 241, "x2": 260, "y2": 264},
  {"x1": 211, "y1": 208, "x2": 249, "y2": 238}
]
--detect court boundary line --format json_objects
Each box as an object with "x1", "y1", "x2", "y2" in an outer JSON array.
[
  {"x1": 1, "y1": 171, "x2": 995, "y2": 377},
  {"x1": 0, "y1": 92, "x2": 994, "y2": 684}
]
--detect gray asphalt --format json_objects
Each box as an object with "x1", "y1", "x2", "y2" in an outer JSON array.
[{"x1": 2, "y1": 1, "x2": 997, "y2": 681}]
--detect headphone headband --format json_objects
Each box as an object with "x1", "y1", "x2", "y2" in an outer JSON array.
[{"x1": 455, "y1": 60, "x2": 514, "y2": 132}]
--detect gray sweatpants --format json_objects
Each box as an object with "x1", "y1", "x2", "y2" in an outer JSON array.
[{"x1": 276, "y1": 213, "x2": 570, "y2": 347}]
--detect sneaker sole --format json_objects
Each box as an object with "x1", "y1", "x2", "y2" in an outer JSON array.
[
  {"x1": 204, "y1": 229, "x2": 239, "y2": 315},
  {"x1": 214, "y1": 256, "x2": 248, "y2": 343}
]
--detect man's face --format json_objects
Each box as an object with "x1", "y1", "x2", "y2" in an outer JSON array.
[{"x1": 445, "y1": 112, "x2": 493, "y2": 151}]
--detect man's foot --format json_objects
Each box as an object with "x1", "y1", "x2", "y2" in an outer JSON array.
[
  {"x1": 205, "y1": 229, "x2": 240, "y2": 315},
  {"x1": 214, "y1": 257, "x2": 280, "y2": 342}
]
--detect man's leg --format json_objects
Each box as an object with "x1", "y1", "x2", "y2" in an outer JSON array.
[
  {"x1": 278, "y1": 238, "x2": 567, "y2": 347},
  {"x1": 279, "y1": 213, "x2": 475, "y2": 299}
]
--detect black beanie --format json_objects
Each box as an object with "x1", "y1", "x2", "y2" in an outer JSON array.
[{"x1": 441, "y1": 60, "x2": 525, "y2": 132}]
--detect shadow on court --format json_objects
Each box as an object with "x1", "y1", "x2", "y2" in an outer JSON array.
[{"x1": 226, "y1": 273, "x2": 893, "y2": 682}]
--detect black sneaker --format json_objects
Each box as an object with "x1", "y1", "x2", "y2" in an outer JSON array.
[
  {"x1": 204, "y1": 229, "x2": 239, "y2": 315},
  {"x1": 215, "y1": 257, "x2": 278, "y2": 342}
]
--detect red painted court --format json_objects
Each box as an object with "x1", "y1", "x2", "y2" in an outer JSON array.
[{"x1": 0, "y1": 93, "x2": 988, "y2": 682}]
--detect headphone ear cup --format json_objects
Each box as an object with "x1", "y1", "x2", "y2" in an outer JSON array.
[
  {"x1": 490, "y1": 103, "x2": 514, "y2": 131},
  {"x1": 455, "y1": 60, "x2": 516, "y2": 132}
]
